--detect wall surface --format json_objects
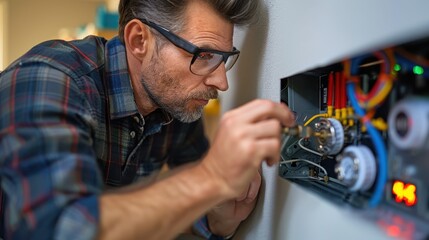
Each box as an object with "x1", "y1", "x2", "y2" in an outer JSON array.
[
  {"x1": 3, "y1": 0, "x2": 103, "y2": 67},
  {"x1": 224, "y1": 0, "x2": 429, "y2": 239}
]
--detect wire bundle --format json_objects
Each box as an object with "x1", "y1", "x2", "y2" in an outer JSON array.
[
  {"x1": 345, "y1": 50, "x2": 396, "y2": 110},
  {"x1": 344, "y1": 51, "x2": 393, "y2": 208}
]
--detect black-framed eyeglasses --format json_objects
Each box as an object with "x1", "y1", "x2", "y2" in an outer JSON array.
[{"x1": 137, "y1": 18, "x2": 240, "y2": 76}]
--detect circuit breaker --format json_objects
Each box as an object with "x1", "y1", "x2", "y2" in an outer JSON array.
[{"x1": 280, "y1": 36, "x2": 429, "y2": 239}]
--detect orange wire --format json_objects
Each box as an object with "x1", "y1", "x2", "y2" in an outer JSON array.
[{"x1": 361, "y1": 110, "x2": 376, "y2": 124}]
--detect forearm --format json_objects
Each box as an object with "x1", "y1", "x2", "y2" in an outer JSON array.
[{"x1": 98, "y1": 163, "x2": 228, "y2": 240}]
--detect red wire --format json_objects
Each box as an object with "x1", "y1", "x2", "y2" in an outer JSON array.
[
  {"x1": 328, "y1": 72, "x2": 334, "y2": 106},
  {"x1": 356, "y1": 74, "x2": 383, "y2": 101},
  {"x1": 341, "y1": 72, "x2": 347, "y2": 108},
  {"x1": 335, "y1": 72, "x2": 341, "y2": 110}
]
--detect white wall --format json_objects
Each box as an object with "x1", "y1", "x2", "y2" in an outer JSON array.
[{"x1": 225, "y1": 0, "x2": 429, "y2": 239}]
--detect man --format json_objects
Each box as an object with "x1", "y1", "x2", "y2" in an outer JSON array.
[{"x1": 0, "y1": 0, "x2": 294, "y2": 239}]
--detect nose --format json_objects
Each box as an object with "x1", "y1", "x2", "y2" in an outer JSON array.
[{"x1": 204, "y1": 63, "x2": 229, "y2": 91}]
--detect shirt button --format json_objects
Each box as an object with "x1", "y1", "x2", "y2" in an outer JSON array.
[
  {"x1": 130, "y1": 131, "x2": 136, "y2": 138},
  {"x1": 134, "y1": 116, "x2": 140, "y2": 123}
]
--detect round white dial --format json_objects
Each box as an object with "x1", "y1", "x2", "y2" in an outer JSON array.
[{"x1": 335, "y1": 145, "x2": 377, "y2": 192}]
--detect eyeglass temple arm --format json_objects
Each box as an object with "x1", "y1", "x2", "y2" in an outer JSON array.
[{"x1": 141, "y1": 19, "x2": 200, "y2": 54}]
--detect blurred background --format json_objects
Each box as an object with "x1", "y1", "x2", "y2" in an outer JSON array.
[{"x1": 0, "y1": 0, "x2": 119, "y2": 71}]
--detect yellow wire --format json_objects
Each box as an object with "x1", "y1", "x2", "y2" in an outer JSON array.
[
  {"x1": 335, "y1": 109, "x2": 341, "y2": 120},
  {"x1": 347, "y1": 107, "x2": 354, "y2": 127},
  {"x1": 372, "y1": 118, "x2": 389, "y2": 131},
  {"x1": 365, "y1": 80, "x2": 394, "y2": 109},
  {"x1": 341, "y1": 108, "x2": 348, "y2": 125},
  {"x1": 327, "y1": 106, "x2": 334, "y2": 117},
  {"x1": 360, "y1": 118, "x2": 388, "y2": 132},
  {"x1": 304, "y1": 113, "x2": 328, "y2": 126}
]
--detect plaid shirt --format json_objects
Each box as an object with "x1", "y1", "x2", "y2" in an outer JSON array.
[{"x1": 0, "y1": 36, "x2": 209, "y2": 239}]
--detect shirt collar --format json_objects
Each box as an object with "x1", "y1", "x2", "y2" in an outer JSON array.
[
  {"x1": 104, "y1": 36, "x2": 174, "y2": 125},
  {"x1": 104, "y1": 36, "x2": 138, "y2": 119}
]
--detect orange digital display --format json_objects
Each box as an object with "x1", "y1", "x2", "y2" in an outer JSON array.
[{"x1": 392, "y1": 180, "x2": 417, "y2": 207}]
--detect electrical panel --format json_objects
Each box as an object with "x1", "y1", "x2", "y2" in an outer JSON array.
[{"x1": 280, "y1": 37, "x2": 429, "y2": 239}]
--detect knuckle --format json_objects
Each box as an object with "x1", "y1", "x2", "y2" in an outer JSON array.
[
  {"x1": 253, "y1": 99, "x2": 266, "y2": 105},
  {"x1": 220, "y1": 114, "x2": 235, "y2": 128},
  {"x1": 270, "y1": 119, "x2": 281, "y2": 131},
  {"x1": 273, "y1": 139, "x2": 281, "y2": 151},
  {"x1": 242, "y1": 140, "x2": 257, "y2": 156},
  {"x1": 245, "y1": 140, "x2": 256, "y2": 152},
  {"x1": 261, "y1": 100, "x2": 276, "y2": 110},
  {"x1": 221, "y1": 111, "x2": 233, "y2": 122},
  {"x1": 232, "y1": 128, "x2": 246, "y2": 140}
]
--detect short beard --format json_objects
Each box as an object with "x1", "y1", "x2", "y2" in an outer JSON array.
[{"x1": 140, "y1": 62, "x2": 218, "y2": 123}]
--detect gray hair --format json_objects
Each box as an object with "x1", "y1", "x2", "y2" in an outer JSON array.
[{"x1": 118, "y1": 0, "x2": 260, "y2": 43}]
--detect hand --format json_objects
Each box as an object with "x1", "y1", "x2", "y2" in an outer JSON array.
[
  {"x1": 200, "y1": 99, "x2": 295, "y2": 199},
  {"x1": 207, "y1": 171, "x2": 262, "y2": 237}
]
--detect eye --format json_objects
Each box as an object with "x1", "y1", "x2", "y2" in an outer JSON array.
[{"x1": 197, "y1": 52, "x2": 215, "y2": 60}]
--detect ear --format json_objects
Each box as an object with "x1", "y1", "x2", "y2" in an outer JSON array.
[{"x1": 123, "y1": 19, "x2": 154, "y2": 61}]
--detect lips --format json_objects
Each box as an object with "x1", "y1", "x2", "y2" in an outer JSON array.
[{"x1": 194, "y1": 99, "x2": 209, "y2": 105}]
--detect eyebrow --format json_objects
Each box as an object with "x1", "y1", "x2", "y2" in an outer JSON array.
[
  {"x1": 196, "y1": 43, "x2": 234, "y2": 52},
  {"x1": 197, "y1": 43, "x2": 219, "y2": 51}
]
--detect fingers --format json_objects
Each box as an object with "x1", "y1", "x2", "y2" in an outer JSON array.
[
  {"x1": 244, "y1": 119, "x2": 281, "y2": 139},
  {"x1": 204, "y1": 99, "x2": 293, "y2": 199},
  {"x1": 227, "y1": 100, "x2": 295, "y2": 127},
  {"x1": 241, "y1": 120, "x2": 282, "y2": 166},
  {"x1": 236, "y1": 172, "x2": 261, "y2": 203},
  {"x1": 245, "y1": 172, "x2": 262, "y2": 203},
  {"x1": 255, "y1": 138, "x2": 281, "y2": 167},
  {"x1": 236, "y1": 187, "x2": 249, "y2": 202}
]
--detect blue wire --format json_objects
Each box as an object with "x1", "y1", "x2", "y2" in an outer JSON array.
[{"x1": 347, "y1": 83, "x2": 388, "y2": 208}]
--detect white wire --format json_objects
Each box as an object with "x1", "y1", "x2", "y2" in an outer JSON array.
[
  {"x1": 280, "y1": 158, "x2": 328, "y2": 177},
  {"x1": 285, "y1": 176, "x2": 325, "y2": 181},
  {"x1": 298, "y1": 138, "x2": 324, "y2": 157},
  {"x1": 281, "y1": 134, "x2": 291, "y2": 152},
  {"x1": 280, "y1": 136, "x2": 329, "y2": 181}
]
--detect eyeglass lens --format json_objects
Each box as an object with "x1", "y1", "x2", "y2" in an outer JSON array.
[{"x1": 191, "y1": 52, "x2": 239, "y2": 75}]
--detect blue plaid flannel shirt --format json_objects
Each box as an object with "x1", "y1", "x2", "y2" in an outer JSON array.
[{"x1": 0, "y1": 36, "x2": 210, "y2": 239}]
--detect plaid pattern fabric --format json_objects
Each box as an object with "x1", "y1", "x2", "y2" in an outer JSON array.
[
  {"x1": 193, "y1": 216, "x2": 229, "y2": 240},
  {"x1": 0, "y1": 36, "x2": 209, "y2": 239}
]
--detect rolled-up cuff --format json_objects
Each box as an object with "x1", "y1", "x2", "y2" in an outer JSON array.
[{"x1": 192, "y1": 215, "x2": 232, "y2": 240}]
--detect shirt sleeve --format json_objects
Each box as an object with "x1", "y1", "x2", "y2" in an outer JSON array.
[
  {"x1": 0, "y1": 64, "x2": 103, "y2": 240},
  {"x1": 192, "y1": 215, "x2": 232, "y2": 240}
]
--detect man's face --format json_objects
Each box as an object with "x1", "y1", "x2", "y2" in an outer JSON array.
[{"x1": 139, "y1": 0, "x2": 234, "y2": 122}]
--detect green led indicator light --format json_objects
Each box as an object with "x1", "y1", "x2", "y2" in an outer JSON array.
[
  {"x1": 394, "y1": 64, "x2": 401, "y2": 72},
  {"x1": 413, "y1": 66, "x2": 424, "y2": 75}
]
